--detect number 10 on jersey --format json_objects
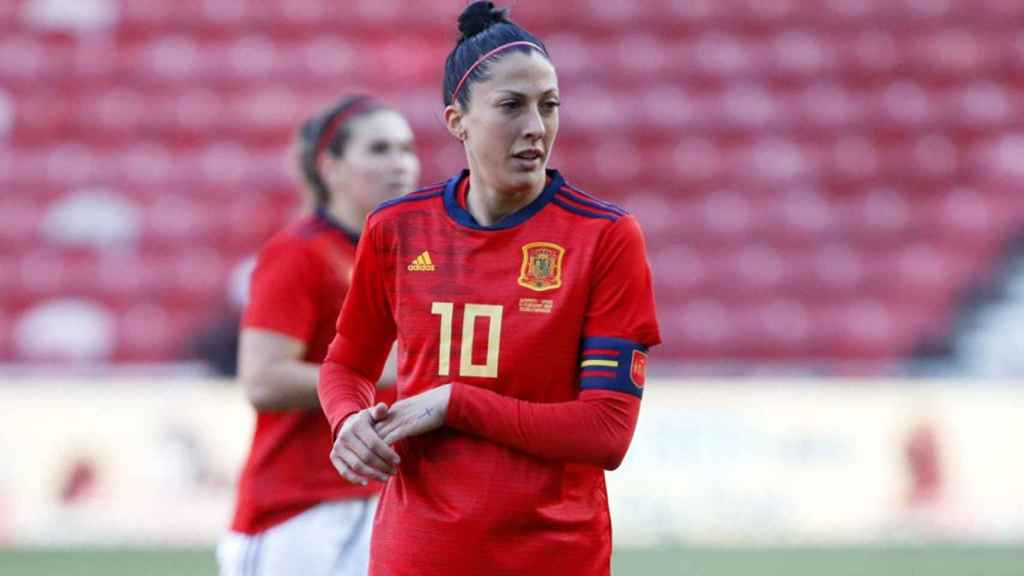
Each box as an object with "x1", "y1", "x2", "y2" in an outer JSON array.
[{"x1": 431, "y1": 302, "x2": 503, "y2": 378}]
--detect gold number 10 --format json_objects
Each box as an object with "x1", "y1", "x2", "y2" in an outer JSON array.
[{"x1": 430, "y1": 302, "x2": 503, "y2": 378}]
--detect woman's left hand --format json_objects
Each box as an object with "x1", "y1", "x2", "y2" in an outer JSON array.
[{"x1": 373, "y1": 384, "x2": 452, "y2": 445}]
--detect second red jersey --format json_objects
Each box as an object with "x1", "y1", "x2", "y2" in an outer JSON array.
[{"x1": 232, "y1": 211, "x2": 380, "y2": 534}]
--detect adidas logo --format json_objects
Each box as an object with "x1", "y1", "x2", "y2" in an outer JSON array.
[{"x1": 407, "y1": 251, "x2": 436, "y2": 272}]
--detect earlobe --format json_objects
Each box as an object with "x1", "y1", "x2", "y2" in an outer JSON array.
[{"x1": 443, "y1": 105, "x2": 466, "y2": 142}]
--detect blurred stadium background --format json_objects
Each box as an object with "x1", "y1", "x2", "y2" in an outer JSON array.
[{"x1": 2, "y1": 0, "x2": 1023, "y2": 574}]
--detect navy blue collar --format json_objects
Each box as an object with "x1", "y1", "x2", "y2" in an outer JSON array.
[
  {"x1": 315, "y1": 207, "x2": 361, "y2": 245},
  {"x1": 443, "y1": 169, "x2": 564, "y2": 231}
]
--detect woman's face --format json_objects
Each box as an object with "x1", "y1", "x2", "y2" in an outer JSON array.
[
  {"x1": 321, "y1": 109, "x2": 420, "y2": 216},
  {"x1": 453, "y1": 50, "x2": 560, "y2": 197}
]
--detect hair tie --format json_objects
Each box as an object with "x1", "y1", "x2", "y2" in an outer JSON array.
[{"x1": 450, "y1": 41, "x2": 546, "y2": 105}]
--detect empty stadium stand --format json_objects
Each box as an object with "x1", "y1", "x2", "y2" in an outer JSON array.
[{"x1": 2, "y1": 0, "x2": 1022, "y2": 371}]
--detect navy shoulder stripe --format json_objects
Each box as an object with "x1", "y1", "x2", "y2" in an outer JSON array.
[
  {"x1": 553, "y1": 190, "x2": 622, "y2": 221},
  {"x1": 557, "y1": 188, "x2": 626, "y2": 217},
  {"x1": 371, "y1": 186, "x2": 444, "y2": 215},
  {"x1": 563, "y1": 183, "x2": 629, "y2": 216},
  {"x1": 552, "y1": 196, "x2": 619, "y2": 222}
]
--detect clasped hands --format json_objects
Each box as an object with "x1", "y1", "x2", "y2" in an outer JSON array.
[{"x1": 330, "y1": 384, "x2": 452, "y2": 486}]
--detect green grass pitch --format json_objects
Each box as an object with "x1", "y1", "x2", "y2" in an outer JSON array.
[{"x1": 0, "y1": 545, "x2": 1020, "y2": 575}]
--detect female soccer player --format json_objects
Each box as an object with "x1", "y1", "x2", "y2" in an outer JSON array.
[
  {"x1": 219, "y1": 96, "x2": 419, "y2": 576},
  {"x1": 318, "y1": 3, "x2": 660, "y2": 574}
]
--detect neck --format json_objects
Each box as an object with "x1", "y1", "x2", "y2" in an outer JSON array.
[
  {"x1": 465, "y1": 172, "x2": 545, "y2": 227},
  {"x1": 321, "y1": 196, "x2": 365, "y2": 234}
]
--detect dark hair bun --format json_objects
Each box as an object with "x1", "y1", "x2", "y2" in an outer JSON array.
[{"x1": 458, "y1": 1, "x2": 509, "y2": 40}]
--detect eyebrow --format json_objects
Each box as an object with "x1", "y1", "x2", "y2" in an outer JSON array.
[{"x1": 493, "y1": 88, "x2": 560, "y2": 98}]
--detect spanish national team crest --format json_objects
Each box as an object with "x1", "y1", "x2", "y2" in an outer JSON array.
[
  {"x1": 518, "y1": 242, "x2": 565, "y2": 292},
  {"x1": 630, "y1": 349, "x2": 648, "y2": 389}
]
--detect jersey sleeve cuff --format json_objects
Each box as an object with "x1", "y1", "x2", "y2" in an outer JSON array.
[
  {"x1": 330, "y1": 408, "x2": 362, "y2": 440},
  {"x1": 444, "y1": 382, "x2": 469, "y2": 429}
]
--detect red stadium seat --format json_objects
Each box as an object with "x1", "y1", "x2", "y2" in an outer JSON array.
[
  {"x1": 112, "y1": 143, "x2": 177, "y2": 187},
  {"x1": 666, "y1": 297, "x2": 742, "y2": 359},
  {"x1": 293, "y1": 36, "x2": 361, "y2": 83},
  {"x1": 669, "y1": 137, "x2": 726, "y2": 184},
  {"x1": 141, "y1": 196, "x2": 218, "y2": 247},
  {"x1": 822, "y1": 299, "x2": 934, "y2": 360},
  {"x1": 808, "y1": 243, "x2": 868, "y2": 296},
  {"x1": 911, "y1": 29, "x2": 1000, "y2": 78},
  {"x1": 922, "y1": 187, "x2": 1013, "y2": 247},
  {"x1": 767, "y1": 187, "x2": 838, "y2": 245},
  {"x1": 833, "y1": 29, "x2": 908, "y2": 77},
  {"x1": 668, "y1": 0, "x2": 722, "y2": 25},
  {"x1": 702, "y1": 83, "x2": 787, "y2": 131},
  {"x1": 690, "y1": 33, "x2": 760, "y2": 79},
  {"x1": 76, "y1": 88, "x2": 150, "y2": 135},
  {"x1": 114, "y1": 302, "x2": 178, "y2": 361},
  {"x1": 11, "y1": 89, "x2": 75, "y2": 142},
  {"x1": 262, "y1": 0, "x2": 330, "y2": 29},
  {"x1": 971, "y1": 133, "x2": 1024, "y2": 183},
  {"x1": 832, "y1": 186, "x2": 915, "y2": 242},
  {"x1": 114, "y1": 301, "x2": 201, "y2": 362},
  {"x1": 543, "y1": 34, "x2": 596, "y2": 82},
  {"x1": 793, "y1": 83, "x2": 866, "y2": 131},
  {"x1": 0, "y1": 148, "x2": 47, "y2": 186},
  {"x1": 608, "y1": 34, "x2": 672, "y2": 80},
  {"x1": 736, "y1": 298, "x2": 817, "y2": 360},
  {"x1": 733, "y1": 137, "x2": 821, "y2": 184},
  {"x1": 138, "y1": 35, "x2": 204, "y2": 83},
  {"x1": 650, "y1": 245, "x2": 710, "y2": 304},
  {"x1": 826, "y1": 135, "x2": 903, "y2": 185},
  {"x1": 869, "y1": 81, "x2": 938, "y2": 128},
  {"x1": 942, "y1": 81, "x2": 1016, "y2": 127},
  {"x1": 0, "y1": 35, "x2": 62, "y2": 82},
  {"x1": 119, "y1": 1, "x2": 176, "y2": 27},
  {"x1": 0, "y1": 196, "x2": 43, "y2": 251},
  {"x1": 728, "y1": 243, "x2": 790, "y2": 296},
  {"x1": 13, "y1": 249, "x2": 76, "y2": 300},
  {"x1": 766, "y1": 31, "x2": 838, "y2": 79}
]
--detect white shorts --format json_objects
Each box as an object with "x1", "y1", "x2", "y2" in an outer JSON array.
[{"x1": 217, "y1": 498, "x2": 377, "y2": 576}]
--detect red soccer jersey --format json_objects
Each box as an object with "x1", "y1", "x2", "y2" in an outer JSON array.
[
  {"x1": 319, "y1": 171, "x2": 660, "y2": 575},
  {"x1": 232, "y1": 210, "x2": 386, "y2": 535}
]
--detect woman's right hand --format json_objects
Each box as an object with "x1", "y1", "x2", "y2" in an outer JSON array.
[{"x1": 330, "y1": 403, "x2": 402, "y2": 486}]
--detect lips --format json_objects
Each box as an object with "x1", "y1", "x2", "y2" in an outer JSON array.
[{"x1": 512, "y1": 149, "x2": 543, "y2": 160}]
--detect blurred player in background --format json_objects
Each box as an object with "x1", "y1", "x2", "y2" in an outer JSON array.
[
  {"x1": 218, "y1": 96, "x2": 419, "y2": 576},
  {"x1": 317, "y1": 3, "x2": 660, "y2": 574}
]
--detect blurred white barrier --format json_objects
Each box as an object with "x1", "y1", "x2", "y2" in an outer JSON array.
[
  {"x1": 608, "y1": 382, "x2": 1024, "y2": 547},
  {"x1": 1, "y1": 380, "x2": 1022, "y2": 546},
  {"x1": 0, "y1": 381, "x2": 251, "y2": 546}
]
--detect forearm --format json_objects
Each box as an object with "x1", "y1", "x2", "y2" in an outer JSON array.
[
  {"x1": 240, "y1": 359, "x2": 321, "y2": 411},
  {"x1": 445, "y1": 385, "x2": 641, "y2": 470}
]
